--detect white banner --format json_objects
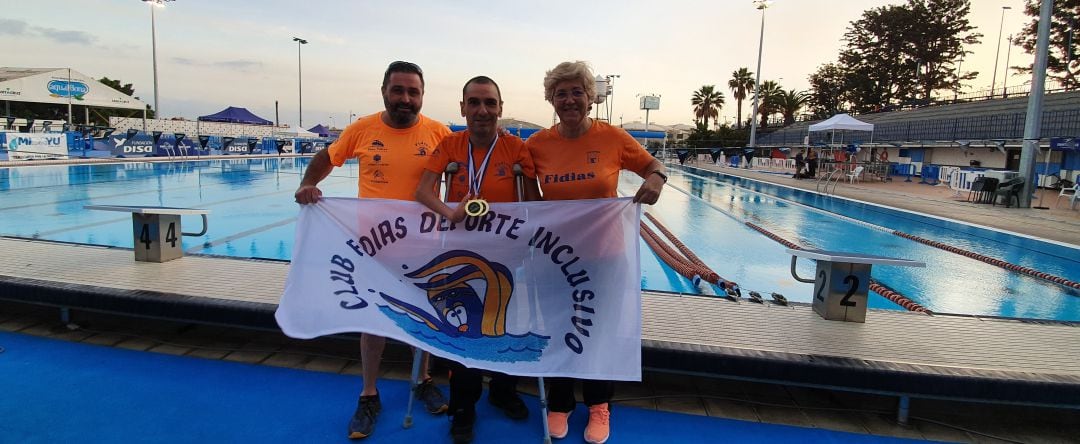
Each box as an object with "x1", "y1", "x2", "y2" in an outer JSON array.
[
  {"x1": 3, "y1": 133, "x2": 68, "y2": 160},
  {"x1": 276, "y1": 197, "x2": 643, "y2": 381}
]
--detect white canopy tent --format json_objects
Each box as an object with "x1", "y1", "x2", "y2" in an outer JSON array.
[
  {"x1": 0, "y1": 67, "x2": 149, "y2": 126},
  {"x1": 807, "y1": 113, "x2": 874, "y2": 147},
  {"x1": 274, "y1": 124, "x2": 318, "y2": 138}
]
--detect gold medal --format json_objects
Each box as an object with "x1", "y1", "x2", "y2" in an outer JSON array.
[{"x1": 465, "y1": 198, "x2": 489, "y2": 217}]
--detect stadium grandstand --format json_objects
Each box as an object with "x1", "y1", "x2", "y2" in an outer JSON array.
[{"x1": 758, "y1": 90, "x2": 1079, "y2": 147}]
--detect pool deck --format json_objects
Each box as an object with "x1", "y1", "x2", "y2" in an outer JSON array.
[{"x1": 3, "y1": 155, "x2": 1080, "y2": 442}]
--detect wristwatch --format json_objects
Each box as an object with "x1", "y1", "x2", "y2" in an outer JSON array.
[{"x1": 650, "y1": 170, "x2": 668, "y2": 183}]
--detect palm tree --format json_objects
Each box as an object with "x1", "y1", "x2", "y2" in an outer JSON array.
[
  {"x1": 778, "y1": 89, "x2": 811, "y2": 126},
  {"x1": 691, "y1": 85, "x2": 725, "y2": 130},
  {"x1": 727, "y1": 68, "x2": 754, "y2": 129},
  {"x1": 753, "y1": 80, "x2": 783, "y2": 128}
]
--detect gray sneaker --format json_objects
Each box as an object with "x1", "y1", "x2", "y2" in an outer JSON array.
[
  {"x1": 347, "y1": 393, "x2": 381, "y2": 439},
  {"x1": 416, "y1": 379, "x2": 448, "y2": 414}
]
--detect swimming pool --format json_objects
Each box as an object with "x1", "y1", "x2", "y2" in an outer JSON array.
[{"x1": 2, "y1": 158, "x2": 1078, "y2": 321}]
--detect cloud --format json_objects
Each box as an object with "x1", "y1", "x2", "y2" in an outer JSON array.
[
  {"x1": 0, "y1": 19, "x2": 29, "y2": 36},
  {"x1": 215, "y1": 60, "x2": 263, "y2": 71},
  {"x1": 36, "y1": 27, "x2": 98, "y2": 44},
  {"x1": 171, "y1": 57, "x2": 263, "y2": 72},
  {"x1": 0, "y1": 18, "x2": 97, "y2": 44}
]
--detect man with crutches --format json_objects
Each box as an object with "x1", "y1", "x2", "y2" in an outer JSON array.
[
  {"x1": 415, "y1": 75, "x2": 540, "y2": 443},
  {"x1": 294, "y1": 61, "x2": 450, "y2": 440}
]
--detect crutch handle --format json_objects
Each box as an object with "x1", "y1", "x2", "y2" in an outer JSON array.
[
  {"x1": 513, "y1": 163, "x2": 524, "y2": 202},
  {"x1": 443, "y1": 162, "x2": 460, "y2": 202}
]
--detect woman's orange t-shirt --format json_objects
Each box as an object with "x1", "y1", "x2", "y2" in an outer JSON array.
[{"x1": 524, "y1": 121, "x2": 654, "y2": 201}]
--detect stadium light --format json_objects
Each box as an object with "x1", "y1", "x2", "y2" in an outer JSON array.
[
  {"x1": 990, "y1": 6, "x2": 1011, "y2": 97},
  {"x1": 292, "y1": 37, "x2": 308, "y2": 127},
  {"x1": 748, "y1": 0, "x2": 772, "y2": 148},
  {"x1": 142, "y1": 0, "x2": 174, "y2": 119}
]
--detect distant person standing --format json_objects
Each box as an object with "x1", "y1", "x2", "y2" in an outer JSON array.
[
  {"x1": 794, "y1": 149, "x2": 805, "y2": 179},
  {"x1": 294, "y1": 61, "x2": 451, "y2": 440},
  {"x1": 806, "y1": 149, "x2": 819, "y2": 178}
]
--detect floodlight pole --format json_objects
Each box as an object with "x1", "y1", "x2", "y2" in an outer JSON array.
[
  {"x1": 990, "y1": 6, "x2": 1011, "y2": 98},
  {"x1": 748, "y1": 0, "x2": 770, "y2": 148},
  {"x1": 293, "y1": 37, "x2": 308, "y2": 127},
  {"x1": 606, "y1": 74, "x2": 619, "y2": 124},
  {"x1": 1002, "y1": 35, "x2": 1014, "y2": 98},
  {"x1": 149, "y1": 1, "x2": 161, "y2": 119}
]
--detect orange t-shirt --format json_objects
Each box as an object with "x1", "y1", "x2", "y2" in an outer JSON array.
[
  {"x1": 424, "y1": 130, "x2": 535, "y2": 203},
  {"x1": 327, "y1": 112, "x2": 451, "y2": 200},
  {"x1": 525, "y1": 121, "x2": 655, "y2": 200}
]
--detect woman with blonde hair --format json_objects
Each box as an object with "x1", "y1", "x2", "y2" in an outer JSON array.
[{"x1": 525, "y1": 60, "x2": 665, "y2": 444}]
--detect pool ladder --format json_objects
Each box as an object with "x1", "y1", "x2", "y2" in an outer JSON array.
[{"x1": 816, "y1": 169, "x2": 843, "y2": 195}]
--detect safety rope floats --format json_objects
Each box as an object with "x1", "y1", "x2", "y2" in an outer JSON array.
[
  {"x1": 745, "y1": 221, "x2": 931, "y2": 314},
  {"x1": 640, "y1": 211, "x2": 741, "y2": 298},
  {"x1": 891, "y1": 231, "x2": 1080, "y2": 291}
]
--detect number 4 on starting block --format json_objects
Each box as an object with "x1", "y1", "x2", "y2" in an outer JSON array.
[{"x1": 85, "y1": 205, "x2": 209, "y2": 262}]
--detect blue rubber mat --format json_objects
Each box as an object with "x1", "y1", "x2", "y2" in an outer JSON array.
[{"x1": 0, "y1": 331, "x2": 930, "y2": 443}]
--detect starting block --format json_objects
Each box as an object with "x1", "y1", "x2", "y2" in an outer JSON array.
[
  {"x1": 787, "y1": 249, "x2": 924, "y2": 323},
  {"x1": 85, "y1": 205, "x2": 209, "y2": 262}
]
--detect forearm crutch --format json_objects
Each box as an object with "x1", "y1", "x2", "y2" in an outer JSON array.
[
  {"x1": 403, "y1": 161, "x2": 460, "y2": 428},
  {"x1": 513, "y1": 164, "x2": 551, "y2": 444}
]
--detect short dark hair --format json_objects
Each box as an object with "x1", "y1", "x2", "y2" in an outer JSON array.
[
  {"x1": 462, "y1": 75, "x2": 501, "y2": 101},
  {"x1": 382, "y1": 61, "x2": 424, "y2": 89}
]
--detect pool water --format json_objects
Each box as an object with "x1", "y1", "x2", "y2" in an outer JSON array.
[{"x1": 2, "y1": 158, "x2": 1077, "y2": 321}]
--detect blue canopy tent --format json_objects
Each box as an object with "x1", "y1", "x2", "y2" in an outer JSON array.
[
  {"x1": 307, "y1": 124, "x2": 331, "y2": 137},
  {"x1": 198, "y1": 107, "x2": 273, "y2": 125}
]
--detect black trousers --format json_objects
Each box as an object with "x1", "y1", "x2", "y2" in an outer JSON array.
[
  {"x1": 547, "y1": 378, "x2": 614, "y2": 413},
  {"x1": 447, "y1": 360, "x2": 519, "y2": 412}
]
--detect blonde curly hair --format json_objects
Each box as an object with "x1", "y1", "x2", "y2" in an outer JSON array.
[{"x1": 543, "y1": 61, "x2": 597, "y2": 104}]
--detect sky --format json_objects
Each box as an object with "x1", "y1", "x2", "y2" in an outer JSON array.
[{"x1": 2, "y1": 0, "x2": 1038, "y2": 129}]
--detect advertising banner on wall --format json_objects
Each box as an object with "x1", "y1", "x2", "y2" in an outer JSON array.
[
  {"x1": 1, "y1": 132, "x2": 69, "y2": 160},
  {"x1": 105, "y1": 132, "x2": 200, "y2": 157}
]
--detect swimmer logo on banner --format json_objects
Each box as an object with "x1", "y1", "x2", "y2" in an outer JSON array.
[{"x1": 276, "y1": 197, "x2": 643, "y2": 381}]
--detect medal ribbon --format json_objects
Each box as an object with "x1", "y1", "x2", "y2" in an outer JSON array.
[{"x1": 466, "y1": 133, "x2": 499, "y2": 197}]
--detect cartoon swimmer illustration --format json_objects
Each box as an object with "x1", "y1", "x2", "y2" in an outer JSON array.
[{"x1": 380, "y1": 250, "x2": 513, "y2": 339}]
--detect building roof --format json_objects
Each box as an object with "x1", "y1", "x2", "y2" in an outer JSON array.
[
  {"x1": 0, "y1": 68, "x2": 59, "y2": 83},
  {"x1": 498, "y1": 118, "x2": 545, "y2": 129}
]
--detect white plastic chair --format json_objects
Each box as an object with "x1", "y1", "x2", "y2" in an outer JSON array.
[
  {"x1": 1057, "y1": 183, "x2": 1079, "y2": 209},
  {"x1": 846, "y1": 166, "x2": 865, "y2": 184}
]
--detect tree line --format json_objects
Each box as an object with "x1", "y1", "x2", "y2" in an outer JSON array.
[{"x1": 688, "y1": 0, "x2": 1077, "y2": 140}]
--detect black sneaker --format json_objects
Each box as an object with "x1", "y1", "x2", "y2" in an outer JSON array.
[
  {"x1": 488, "y1": 392, "x2": 529, "y2": 420},
  {"x1": 417, "y1": 379, "x2": 448, "y2": 414},
  {"x1": 449, "y1": 407, "x2": 476, "y2": 444},
  {"x1": 347, "y1": 394, "x2": 381, "y2": 439}
]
